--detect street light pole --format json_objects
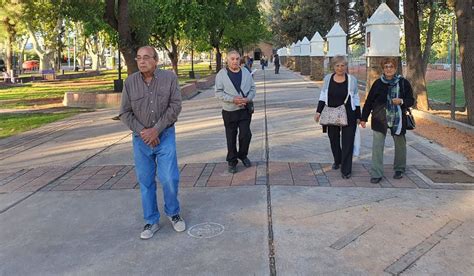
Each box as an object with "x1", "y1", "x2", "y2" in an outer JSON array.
[{"x1": 450, "y1": 17, "x2": 456, "y2": 120}]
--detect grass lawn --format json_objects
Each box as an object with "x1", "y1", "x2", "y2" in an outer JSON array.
[
  {"x1": 427, "y1": 79, "x2": 465, "y2": 106},
  {"x1": 1, "y1": 64, "x2": 214, "y2": 109},
  {"x1": 0, "y1": 110, "x2": 83, "y2": 139}
]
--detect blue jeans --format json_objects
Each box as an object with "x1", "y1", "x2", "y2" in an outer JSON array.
[{"x1": 132, "y1": 126, "x2": 180, "y2": 225}]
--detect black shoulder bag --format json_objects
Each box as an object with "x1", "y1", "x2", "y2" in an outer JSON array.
[{"x1": 238, "y1": 87, "x2": 254, "y2": 115}]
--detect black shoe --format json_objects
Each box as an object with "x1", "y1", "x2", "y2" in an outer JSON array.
[
  {"x1": 332, "y1": 163, "x2": 340, "y2": 170},
  {"x1": 228, "y1": 164, "x2": 237, "y2": 174},
  {"x1": 370, "y1": 177, "x2": 382, "y2": 184},
  {"x1": 393, "y1": 171, "x2": 403, "y2": 179},
  {"x1": 240, "y1": 158, "x2": 252, "y2": 168},
  {"x1": 341, "y1": 173, "x2": 351, "y2": 179}
]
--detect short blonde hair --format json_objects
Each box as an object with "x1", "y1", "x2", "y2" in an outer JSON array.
[
  {"x1": 331, "y1": 55, "x2": 348, "y2": 67},
  {"x1": 381, "y1": 57, "x2": 398, "y2": 69}
]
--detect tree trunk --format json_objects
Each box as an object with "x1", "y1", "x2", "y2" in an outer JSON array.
[
  {"x1": 386, "y1": 0, "x2": 400, "y2": 17},
  {"x1": 455, "y1": 0, "x2": 474, "y2": 124},
  {"x1": 104, "y1": 0, "x2": 140, "y2": 75},
  {"x1": 215, "y1": 47, "x2": 222, "y2": 73},
  {"x1": 167, "y1": 39, "x2": 179, "y2": 75},
  {"x1": 3, "y1": 17, "x2": 16, "y2": 72},
  {"x1": 403, "y1": 0, "x2": 429, "y2": 110},
  {"x1": 422, "y1": 0, "x2": 437, "y2": 75},
  {"x1": 363, "y1": 0, "x2": 379, "y2": 19}
]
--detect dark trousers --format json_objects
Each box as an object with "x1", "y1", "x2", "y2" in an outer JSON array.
[
  {"x1": 275, "y1": 65, "x2": 280, "y2": 74},
  {"x1": 327, "y1": 107, "x2": 357, "y2": 175},
  {"x1": 222, "y1": 109, "x2": 252, "y2": 165}
]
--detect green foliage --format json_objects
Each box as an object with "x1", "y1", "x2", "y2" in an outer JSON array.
[
  {"x1": 270, "y1": 0, "x2": 336, "y2": 47},
  {"x1": 419, "y1": 2, "x2": 454, "y2": 63}
]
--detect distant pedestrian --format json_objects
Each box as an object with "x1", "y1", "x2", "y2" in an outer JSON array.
[
  {"x1": 274, "y1": 54, "x2": 280, "y2": 74},
  {"x1": 119, "y1": 45, "x2": 185, "y2": 240},
  {"x1": 242, "y1": 56, "x2": 252, "y2": 73},
  {"x1": 360, "y1": 57, "x2": 415, "y2": 184},
  {"x1": 260, "y1": 56, "x2": 267, "y2": 70},
  {"x1": 215, "y1": 50, "x2": 256, "y2": 173}
]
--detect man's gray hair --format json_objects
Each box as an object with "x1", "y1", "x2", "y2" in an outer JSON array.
[
  {"x1": 226, "y1": 50, "x2": 240, "y2": 58},
  {"x1": 137, "y1": 46, "x2": 159, "y2": 60}
]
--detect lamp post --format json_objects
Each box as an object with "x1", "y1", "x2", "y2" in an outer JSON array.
[
  {"x1": 114, "y1": 47, "x2": 123, "y2": 92},
  {"x1": 450, "y1": 16, "x2": 456, "y2": 120}
]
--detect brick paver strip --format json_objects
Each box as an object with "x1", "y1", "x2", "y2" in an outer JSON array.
[
  {"x1": 0, "y1": 169, "x2": 30, "y2": 187},
  {"x1": 269, "y1": 162, "x2": 293, "y2": 185},
  {"x1": 99, "y1": 166, "x2": 133, "y2": 190},
  {"x1": 195, "y1": 163, "x2": 215, "y2": 187},
  {"x1": 310, "y1": 163, "x2": 324, "y2": 176},
  {"x1": 111, "y1": 169, "x2": 137, "y2": 189},
  {"x1": 231, "y1": 166, "x2": 257, "y2": 186},
  {"x1": 76, "y1": 178, "x2": 109, "y2": 190},
  {"x1": 16, "y1": 168, "x2": 68, "y2": 192},
  {"x1": 330, "y1": 222, "x2": 375, "y2": 250},
  {"x1": 0, "y1": 168, "x2": 51, "y2": 193},
  {"x1": 3, "y1": 162, "x2": 472, "y2": 193},
  {"x1": 290, "y1": 163, "x2": 318, "y2": 186},
  {"x1": 207, "y1": 163, "x2": 233, "y2": 187},
  {"x1": 384, "y1": 219, "x2": 463, "y2": 275},
  {"x1": 52, "y1": 184, "x2": 81, "y2": 191}
]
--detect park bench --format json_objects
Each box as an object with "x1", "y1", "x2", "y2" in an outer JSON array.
[{"x1": 41, "y1": 69, "x2": 56, "y2": 80}]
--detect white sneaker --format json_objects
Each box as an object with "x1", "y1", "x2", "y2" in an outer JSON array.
[
  {"x1": 167, "y1": 214, "x2": 186, "y2": 232},
  {"x1": 140, "y1": 223, "x2": 160, "y2": 240}
]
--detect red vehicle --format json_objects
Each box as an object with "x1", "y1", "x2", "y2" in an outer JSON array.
[{"x1": 22, "y1": 60, "x2": 39, "y2": 71}]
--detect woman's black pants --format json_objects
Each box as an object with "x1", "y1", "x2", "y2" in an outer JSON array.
[
  {"x1": 326, "y1": 107, "x2": 356, "y2": 175},
  {"x1": 222, "y1": 109, "x2": 252, "y2": 165}
]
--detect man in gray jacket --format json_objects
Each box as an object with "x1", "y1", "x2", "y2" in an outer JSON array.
[{"x1": 215, "y1": 50, "x2": 256, "y2": 173}]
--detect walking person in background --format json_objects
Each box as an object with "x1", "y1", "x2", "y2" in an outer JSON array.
[
  {"x1": 242, "y1": 56, "x2": 252, "y2": 73},
  {"x1": 119, "y1": 46, "x2": 185, "y2": 240},
  {"x1": 360, "y1": 57, "x2": 415, "y2": 184},
  {"x1": 215, "y1": 50, "x2": 256, "y2": 173},
  {"x1": 274, "y1": 54, "x2": 280, "y2": 74},
  {"x1": 314, "y1": 56, "x2": 361, "y2": 179},
  {"x1": 260, "y1": 56, "x2": 267, "y2": 70}
]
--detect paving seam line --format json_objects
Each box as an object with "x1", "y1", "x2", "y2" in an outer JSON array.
[{"x1": 262, "y1": 69, "x2": 277, "y2": 276}]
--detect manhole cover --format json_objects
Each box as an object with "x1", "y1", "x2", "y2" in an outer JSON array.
[
  {"x1": 419, "y1": 169, "x2": 474, "y2": 183},
  {"x1": 187, "y1": 222, "x2": 225, "y2": 239}
]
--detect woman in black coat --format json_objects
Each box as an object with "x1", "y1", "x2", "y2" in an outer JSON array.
[{"x1": 360, "y1": 57, "x2": 415, "y2": 183}]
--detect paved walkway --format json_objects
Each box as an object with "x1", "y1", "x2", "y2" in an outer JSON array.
[{"x1": 0, "y1": 65, "x2": 473, "y2": 275}]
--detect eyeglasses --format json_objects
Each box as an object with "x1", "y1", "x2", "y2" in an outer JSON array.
[
  {"x1": 135, "y1": 56, "x2": 154, "y2": 61},
  {"x1": 383, "y1": 64, "x2": 395, "y2": 69}
]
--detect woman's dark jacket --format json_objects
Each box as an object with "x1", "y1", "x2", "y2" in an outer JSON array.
[{"x1": 361, "y1": 77, "x2": 415, "y2": 136}]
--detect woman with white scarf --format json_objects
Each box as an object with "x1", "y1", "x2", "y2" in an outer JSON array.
[{"x1": 360, "y1": 57, "x2": 415, "y2": 184}]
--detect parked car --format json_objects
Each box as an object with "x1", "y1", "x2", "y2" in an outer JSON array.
[
  {"x1": 22, "y1": 60, "x2": 39, "y2": 71},
  {"x1": 0, "y1": 59, "x2": 5, "y2": 72}
]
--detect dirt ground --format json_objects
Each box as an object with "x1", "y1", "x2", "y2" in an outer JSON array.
[{"x1": 414, "y1": 118, "x2": 474, "y2": 161}]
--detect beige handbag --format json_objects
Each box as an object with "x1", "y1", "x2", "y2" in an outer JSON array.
[{"x1": 319, "y1": 93, "x2": 350, "y2": 126}]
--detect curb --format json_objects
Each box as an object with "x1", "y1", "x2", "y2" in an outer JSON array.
[{"x1": 411, "y1": 109, "x2": 474, "y2": 135}]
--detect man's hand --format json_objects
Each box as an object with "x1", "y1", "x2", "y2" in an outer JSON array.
[
  {"x1": 233, "y1": 96, "x2": 248, "y2": 107},
  {"x1": 140, "y1": 128, "x2": 159, "y2": 147},
  {"x1": 360, "y1": 121, "x2": 366, "y2": 128},
  {"x1": 314, "y1": 112, "x2": 320, "y2": 122}
]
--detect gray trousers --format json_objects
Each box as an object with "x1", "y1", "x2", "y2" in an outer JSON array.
[{"x1": 371, "y1": 130, "x2": 406, "y2": 178}]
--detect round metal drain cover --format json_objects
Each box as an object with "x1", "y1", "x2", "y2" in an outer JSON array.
[{"x1": 187, "y1": 222, "x2": 224, "y2": 239}]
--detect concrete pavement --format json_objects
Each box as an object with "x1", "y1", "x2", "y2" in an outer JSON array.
[{"x1": 0, "y1": 65, "x2": 473, "y2": 275}]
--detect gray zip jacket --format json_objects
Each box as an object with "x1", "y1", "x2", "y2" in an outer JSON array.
[{"x1": 215, "y1": 67, "x2": 256, "y2": 111}]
